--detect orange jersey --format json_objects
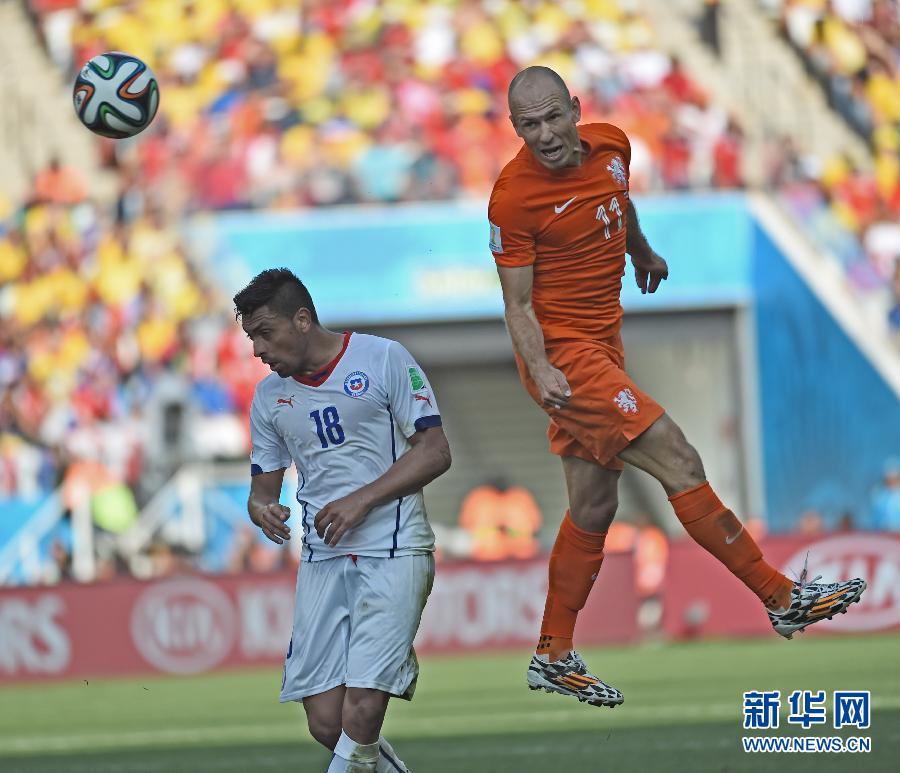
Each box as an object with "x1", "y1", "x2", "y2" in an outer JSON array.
[{"x1": 489, "y1": 123, "x2": 631, "y2": 343}]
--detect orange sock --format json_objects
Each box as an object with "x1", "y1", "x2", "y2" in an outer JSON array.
[
  {"x1": 669, "y1": 482, "x2": 792, "y2": 609},
  {"x1": 537, "y1": 512, "x2": 606, "y2": 660}
]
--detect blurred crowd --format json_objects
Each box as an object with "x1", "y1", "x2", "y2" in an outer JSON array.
[
  {"x1": 759, "y1": 0, "x2": 900, "y2": 333},
  {"x1": 5, "y1": 0, "x2": 764, "y2": 509},
  {"x1": 0, "y1": 179, "x2": 264, "y2": 508},
  {"x1": 25, "y1": 0, "x2": 900, "y2": 307},
  {"x1": 2, "y1": 0, "x2": 898, "y2": 582},
  {"x1": 32, "y1": 0, "x2": 754, "y2": 211},
  {"x1": 761, "y1": 0, "x2": 899, "y2": 147},
  {"x1": 28, "y1": 0, "x2": 898, "y2": 327},
  {"x1": 775, "y1": 146, "x2": 899, "y2": 325}
]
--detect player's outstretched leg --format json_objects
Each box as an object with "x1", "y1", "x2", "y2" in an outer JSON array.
[
  {"x1": 668, "y1": 482, "x2": 867, "y2": 638},
  {"x1": 528, "y1": 641, "x2": 623, "y2": 707},
  {"x1": 767, "y1": 557, "x2": 866, "y2": 639},
  {"x1": 623, "y1": 414, "x2": 867, "y2": 638}
]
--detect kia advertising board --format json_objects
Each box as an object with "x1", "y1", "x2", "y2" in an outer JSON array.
[
  {"x1": 3, "y1": 536, "x2": 894, "y2": 685},
  {"x1": 0, "y1": 554, "x2": 636, "y2": 683}
]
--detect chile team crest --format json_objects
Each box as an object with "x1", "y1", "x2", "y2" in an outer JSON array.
[{"x1": 343, "y1": 371, "x2": 370, "y2": 398}]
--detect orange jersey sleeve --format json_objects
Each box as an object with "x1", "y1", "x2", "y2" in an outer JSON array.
[
  {"x1": 489, "y1": 123, "x2": 632, "y2": 343},
  {"x1": 488, "y1": 176, "x2": 536, "y2": 267}
]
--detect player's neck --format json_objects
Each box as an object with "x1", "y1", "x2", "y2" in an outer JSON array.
[
  {"x1": 564, "y1": 138, "x2": 589, "y2": 167},
  {"x1": 567, "y1": 147, "x2": 585, "y2": 167},
  {"x1": 297, "y1": 328, "x2": 347, "y2": 378}
]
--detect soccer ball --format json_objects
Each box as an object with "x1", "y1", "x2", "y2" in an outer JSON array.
[{"x1": 73, "y1": 52, "x2": 159, "y2": 139}]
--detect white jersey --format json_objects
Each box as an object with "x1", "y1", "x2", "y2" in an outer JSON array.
[{"x1": 249, "y1": 332, "x2": 441, "y2": 561}]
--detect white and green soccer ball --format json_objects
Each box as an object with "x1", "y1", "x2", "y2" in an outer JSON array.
[{"x1": 73, "y1": 51, "x2": 159, "y2": 139}]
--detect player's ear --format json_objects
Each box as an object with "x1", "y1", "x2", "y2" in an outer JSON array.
[
  {"x1": 571, "y1": 96, "x2": 581, "y2": 123},
  {"x1": 292, "y1": 307, "x2": 312, "y2": 333},
  {"x1": 509, "y1": 113, "x2": 522, "y2": 138}
]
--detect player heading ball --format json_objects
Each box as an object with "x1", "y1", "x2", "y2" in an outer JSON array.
[{"x1": 489, "y1": 66, "x2": 867, "y2": 709}]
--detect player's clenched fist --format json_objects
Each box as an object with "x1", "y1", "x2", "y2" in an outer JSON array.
[
  {"x1": 534, "y1": 364, "x2": 572, "y2": 411},
  {"x1": 314, "y1": 493, "x2": 371, "y2": 547},
  {"x1": 256, "y1": 503, "x2": 291, "y2": 544}
]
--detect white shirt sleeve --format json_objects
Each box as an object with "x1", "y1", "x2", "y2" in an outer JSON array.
[
  {"x1": 383, "y1": 340, "x2": 442, "y2": 438},
  {"x1": 249, "y1": 385, "x2": 293, "y2": 475}
]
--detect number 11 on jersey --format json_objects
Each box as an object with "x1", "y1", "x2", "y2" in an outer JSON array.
[{"x1": 595, "y1": 195, "x2": 623, "y2": 240}]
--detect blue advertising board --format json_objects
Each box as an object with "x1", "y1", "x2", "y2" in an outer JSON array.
[{"x1": 189, "y1": 194, "x2": 752, "y2": 323}]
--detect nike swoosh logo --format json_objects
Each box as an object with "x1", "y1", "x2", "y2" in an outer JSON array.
[
  {"x1": 554, "y1": 196, "x2": 577, "y2": 214},
  {"x1": 725, "y1": 525, "x2": 744, "y2": 545}
]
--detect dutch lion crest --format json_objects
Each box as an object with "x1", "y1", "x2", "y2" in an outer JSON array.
[
  {"x1": 607, "y1": 156, "x2": 627, "y2": 187},
  {"x1": 613, "y1": 387, "x2": 638, "y2": 415}
]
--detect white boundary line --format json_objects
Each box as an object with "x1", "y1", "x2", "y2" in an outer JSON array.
[{"x1": 3, "y1": 696, "x2": 900, "y2": 754}]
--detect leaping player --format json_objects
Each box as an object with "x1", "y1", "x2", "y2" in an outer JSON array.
[
  {"x1": 488, "y1": 66, "x2": 867, "y2": 708},
  {"x1": 235, "y1": 268, "x2": 451, "y2": 771}
]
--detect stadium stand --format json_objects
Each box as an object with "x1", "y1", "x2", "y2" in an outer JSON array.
[
  {"x1": 759, "y1": 0, "x2": 899, "y2": 147},
  {"x1": 28, "y1": 0, "x2": 751, "y2": 208},
  {"x1": 25, "y1": 0, "x2": 895, "y2": 314},
  {"x1": 4, "y1": 0, "x2": 749, "y2": 503},
  {"x1": 756, "y1": 0, "x2": 899, "y2": 316},
  {"x1": 3, "y1": 0, "x2": 897, "y2": 583},
  {"x1": 0, "y1": 184, "x2": 259, "y2": 502}
]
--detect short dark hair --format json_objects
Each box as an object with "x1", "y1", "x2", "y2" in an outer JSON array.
[{"x1": 233, "y1": 268, "x2": 319, "y2": 323}]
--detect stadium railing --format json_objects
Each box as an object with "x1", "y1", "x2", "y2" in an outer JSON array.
[{"x1": 0, "y1": 491, "x2": 86, "y2": 585}]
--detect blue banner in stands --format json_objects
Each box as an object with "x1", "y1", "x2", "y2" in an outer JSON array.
[
  {"x1": 189, "y1": 193, "x2": 753, "y2": 324},
  {"x1": 752, "y1": 223, "x2": 900, "y2": 531}
]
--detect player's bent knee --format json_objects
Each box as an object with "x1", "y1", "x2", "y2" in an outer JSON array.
[
  {"x1": 678, "y1": 445, "x2": 705, "y2": 486},
  {"x1": 661, "y1": 424, "x2": 705, "y2": 489},
  {"x1": 306, "y1": 715, "x2": 341, "y2": 750},
  {"x1": 343, "y1": 688, "x2": 390, "y2": 738},
  {"x1": 570, "y1": 500, "x2": 617, "y2": 532}
]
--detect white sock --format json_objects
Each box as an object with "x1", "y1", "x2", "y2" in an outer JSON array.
[
  {"x1": 326, "y1": 730, "x2": 379, "y2": 772},
  {"x1": 377, "y1": 736, "x2": 408, "y2": 772}
]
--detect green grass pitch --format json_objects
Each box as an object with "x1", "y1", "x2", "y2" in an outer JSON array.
[{"x1": 1, "y1": 634, "x2": 898, "y2": 772}]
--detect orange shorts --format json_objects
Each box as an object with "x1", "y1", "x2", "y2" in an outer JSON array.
[{"x1": 516, "y1": 336, "x2": 665, "y2": 471}]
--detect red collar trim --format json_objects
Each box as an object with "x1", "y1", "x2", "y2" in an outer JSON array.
[{"x1": 292, "y1": 332, "x2": 352, "y2": 387}]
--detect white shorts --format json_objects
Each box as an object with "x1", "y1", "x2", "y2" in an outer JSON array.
[{"x1": 279, "y1": 553, "x2": 435, "y2": 703}]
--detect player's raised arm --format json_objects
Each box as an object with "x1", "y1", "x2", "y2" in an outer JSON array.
[
  {"x1": 497, "y1": 264, "x2": 571, "y2": 410},
  {"x1": 248, "y1": 467, "x2": 291, "y2": 544},
  {"x1": 625, "y1": 198, "x2": 668, "y2": 294}
]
